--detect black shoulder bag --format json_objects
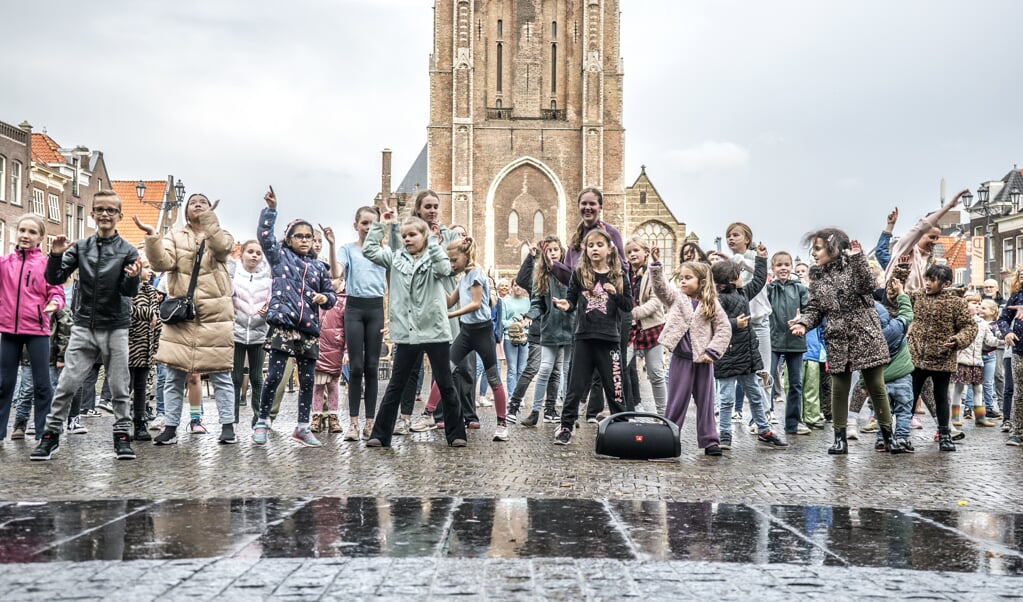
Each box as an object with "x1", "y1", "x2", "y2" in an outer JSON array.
[{"x1": 159, "y1": 240, "x2": 206, "y2": 325}]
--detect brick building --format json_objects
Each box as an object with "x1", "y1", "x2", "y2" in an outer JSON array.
[
  {"x1": 0, "y1": 120, "x2": 33, "y2": 253},
  {"x1": 111, "y1": 176, "x2": 183, "y2": 245},
  {"x1": 965, "y1": 167, "x2": 1023, "y2": 291},
  {"x1": 623, "y1": 165, "x2": 689, "y2": 276},
  {"x1": 27, "y1": 130, "x2": 106, "y2": 251},
  {"x1": 380, "y1": 0, "x2": 686, "y2": 278}
]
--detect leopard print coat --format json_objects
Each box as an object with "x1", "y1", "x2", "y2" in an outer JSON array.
[
  {"x1": 795, "y1": 252, "x2": 889, "y2": 373},
  {"x1": 907, "y1": 289, "x2": 977, "y2": 372}
]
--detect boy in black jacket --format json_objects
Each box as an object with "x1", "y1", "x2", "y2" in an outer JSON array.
[
  {"x1": 32, "y1": 190, "x2": 141, "y2": 461},
  {"x1": 711, "y1": 243, "x2": 788, "y2": 450}
]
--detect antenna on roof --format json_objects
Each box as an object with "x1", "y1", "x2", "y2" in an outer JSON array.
[{"x1": 940, "y1": 177, "x2": 946, "y2": 206}]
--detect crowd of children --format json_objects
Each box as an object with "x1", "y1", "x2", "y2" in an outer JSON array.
[{"x1": 2, "y1": 185, "x2": 1020, "y2": 462}]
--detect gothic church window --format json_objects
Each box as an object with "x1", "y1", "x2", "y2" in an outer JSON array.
[
  {"x1": 508, "y1": 210, "x2": 519, "y2": 236},
  {"x1": 533, "y1": 211, "x2": 544, "y2": 238}
]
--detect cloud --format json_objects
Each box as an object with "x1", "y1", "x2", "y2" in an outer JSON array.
[{"x1": 667, "y1": 141, "x2": 751, "y2": 174}]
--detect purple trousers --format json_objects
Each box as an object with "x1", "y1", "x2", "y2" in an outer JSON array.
[{"x1": 665, "y1": 353, "x2": 719, "y2": 449}]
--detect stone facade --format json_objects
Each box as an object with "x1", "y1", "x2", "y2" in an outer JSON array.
[
  {"x1": 0, "y1": 120, "x2": 33, "y2": 253},
  {"x1": 623, "y1": 166, "x2": 689, "y2": 276},
  {"x1": 427, "y1": 0, "x2": 626, "y2": 276}
]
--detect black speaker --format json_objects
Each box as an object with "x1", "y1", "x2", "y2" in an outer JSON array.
[{"x1": 594, "y1": 412, "x2": 681, "y2": 459}]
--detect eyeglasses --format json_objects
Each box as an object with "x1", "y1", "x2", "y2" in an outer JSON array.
[
  {"x1": 92, "y1": 207, "x2": 120, "y2": 215},
  {"x1": 291, "y1": 233, "x2": 314, "y2": 240}
]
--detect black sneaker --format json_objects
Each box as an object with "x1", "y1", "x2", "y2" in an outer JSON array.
[
  {"x1": 134, "y1": 425, "x2": 152, "y2": 442},
  {"x1": 30, "y1": 431, "x2": 60, "y2": 461},
  {"x1": 874, "y1": 439, "x2": 887, "y2": 452},
  {"x1": 505, "y1": 413, "x2": 518, "y2": 425},
  {"x1": 756, "y1": 431, "x2": 789, "y2": 448},
  {"x1": 520, "y1": 411, "x2": 540, "y2": 427},
  {"x1": 153, "y1": 426, "x2": 178, "y2": 446},
  {"x1": 554, "y1": 427, "x2": 572, "y2": 445},
  {"x1": 114, "y1": 433, "x2": 136, "y2": 460},
  {"x1": 896, "y1": 438, "x2": 914, "y2": 453},
  {"x1": 704, "y1": 445, "x2": 722, "y2": 456},
  {"x1": 543, "y1": 411, "x2": 560, "y2": 424},
  {"x1": 719, "y1": 434, "x2": 732, "y2": 450},
  {"x1": 219, "y1": 423, "x2": 237, "y2": 444}
]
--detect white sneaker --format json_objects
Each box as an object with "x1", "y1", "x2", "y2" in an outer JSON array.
[
  {"x1": 768, "y1": 413, "x2": 778, "y2": 425},
  {"x1": 796, "y1": 423, "x2": 811, "y2": 435},
  {"x1": 96, "y1": 400, "x2": 114, "y2": 414},
  {"x1": 478, "y1": 396, "x2": 494, "y2": 408},
  {"x1": 847, "y1": 424, "x2": 860, "y2": 440},
  {"x1": 732, "y1": 411, "x2": 743, "y2": 421},
  {"x1": 410, "y1": 414, "x2": 437, "y2": 432},
  {"x1": 68, "y1": 416, "x2": 88, "y2": 435},
  {"x1": 493, "y1": 425, "x2": 510, "y2": 442},
  {"x1": 149, "y1": 414, "x2": 166, "y2": 431},
  {"x1": 748, "y1": 423, "x2": 758, "y2": 434},
  {"x1": 26, "y1": 424, "x2": 36, "y2": 436}
]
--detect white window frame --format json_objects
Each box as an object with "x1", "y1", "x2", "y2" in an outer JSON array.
[
  {"x1": 47, "y1": 193, "x2": 61, "y2": 222},
  {"x1": 31, "y1": 188, "x2": 45, "y2": 217},
  {"x1": 65, "y1": 202, "x2": 74, "y2": 239},
  {"x1": 10, "y1": 161, "x2": 22, "y2": 205},
  {"x1": 1004, "y1": 237, "x2": 1015, "y2": 271},
  {"x1": 0, "y1": 220, "x2": 5, "y2": 252},
  {"x1": 954, "y1": 267, "x2": 968, "y2": 286},
  {"x1": 46, "y1": 235, "x2": 55, "y2": 254},
  {"x1": 0, "y1": 155, "x2": 6, "y2": 201}
]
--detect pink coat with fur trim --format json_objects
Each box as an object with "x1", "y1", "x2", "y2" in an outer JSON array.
[{"x1": 649, "y1": 263, "x2": 731, "y2": 361}]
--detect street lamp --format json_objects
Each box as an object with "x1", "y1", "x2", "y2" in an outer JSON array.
[
  {"x1": 135, "y1": 180, "x2": 146, "y2": 201},
  {"x1": 174, "y1": 179, "x2": 185, "y2": 203},
  {"x1": 1012, "y1": 187, "x2": 1022, "y2": 214},
  {"x1": 962, "y1": 183, "x2": 1001, "y2": 280}
]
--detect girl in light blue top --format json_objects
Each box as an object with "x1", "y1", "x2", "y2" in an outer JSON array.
[
  {"x1": 337, "y1": 206, "x2": 388, "y2": 437},
  {"x1": 502, "y1": 281, "x2": 531, "y2": 395}
]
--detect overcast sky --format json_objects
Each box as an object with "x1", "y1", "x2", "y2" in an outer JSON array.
[{"x1": 5, "y1": 0, "x2": 1020, "y2": 258}]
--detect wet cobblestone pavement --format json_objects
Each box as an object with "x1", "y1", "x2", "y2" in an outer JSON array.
[{"x1": 2, "y1": 390, "x2": 1023, "y2": 599}]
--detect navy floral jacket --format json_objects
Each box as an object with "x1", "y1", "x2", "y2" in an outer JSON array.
[{"x1": 258, "y1": 208, "x2": 336, "y2": 336}]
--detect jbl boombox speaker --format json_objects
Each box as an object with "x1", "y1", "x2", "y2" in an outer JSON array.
[{"x1": 594, "y1": 412, "x2": 681, "y2": 459}]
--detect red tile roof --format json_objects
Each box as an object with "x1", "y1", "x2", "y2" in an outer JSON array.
[
  {"x1": 938, "y1": 235, "x2": 968, "y2": 272},
  {"x1": 31, "y1": 133, "x2": 66, "y2": 165},
  {"x1": 111, "y1": 180, "x2": 167, "y2": 245}
]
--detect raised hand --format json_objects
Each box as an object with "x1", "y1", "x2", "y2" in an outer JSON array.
[
  {"x1": 381, "y1": 201, "x2": 396, "y2": 225},
  {"x1": 950, "y1": 188, "x2": 970, "y2": 207},
  {"x1": 886, "y1": 207, "x2": 899, "y2": 228},
  {"x1": 133, "y1": 215, "x2": 156, "y2": 236},
  {"x1": 124, "y1": 258, "x2": 142, "y2": 278},
  {"x1": 209, "y1": 199, "x2": 221, "y2": 212},
  {"x1": 264, "y1": 186, "x2": 277, "y2": 210},
  {"x1": 891, "y1": 278, "x2": 904, "y2": 296},
  {"x1": 755, "y1": 242, "x2": 768, "y2": 258},
  {"x1": 847, "y1": 240, "x2": 862, "y2": 255},
  {"x1": 651, "y1": 246, "x2": 661, "y2": 262},
  {"x1": 429, "y1": 221, "x2": 442, "y2": 238},
  {"x1": 526, "y1": 239, "x2": 538, "y2": 257},
  {"x1": 50, "y1": 236, "x2": 70, "y2": 256},
  {"x1": 318, "y1": 223, "x2": 335, "y2": 246}
]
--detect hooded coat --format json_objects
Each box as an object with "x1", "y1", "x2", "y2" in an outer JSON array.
[
  {"x1": 715, "y1": 256, "x2": 767, "y2": 379},
  {"x1": 145, "y1": 210, "x2": 235, "y2": 374},
  {"x1": 795, "y1": 251, "x2": 890, "y2": 373}
]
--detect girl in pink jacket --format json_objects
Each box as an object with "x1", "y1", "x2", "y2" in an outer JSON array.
[
  {"x1": 0, "y1": 214, "x2": 66, "y2": 440},
  {"x1": 649, "y1": 249, "x2": 731, "y2": 456}
]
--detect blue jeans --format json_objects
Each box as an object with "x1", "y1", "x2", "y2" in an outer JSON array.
[
  {"x1": 163, "y1": 367, "x2": 235, "y2": 427},
  {"x1": 964, "y1": 352, "x2": 997, "y2": 414},
  {"x1": 718, "y1": 373, "x2": 772, "y2": 436},
  {"x1": 503, "y1": 339, "x2": 528, "y2": 395},
  {"x1": 877, "y1": 374, "x2": 913, "y2": 441},
  {"x1": 476, "y1": 354, "x2": 488, "y2": 397},
  {"x1": 155, "y1": 363, "x2": 167, "y2": 415},
  {"x1": 533, "y1": 345, "x2": 570, "y2": 412},
  {"x1": 771, "y1": 352, "x2": 804, "y2": 432}
]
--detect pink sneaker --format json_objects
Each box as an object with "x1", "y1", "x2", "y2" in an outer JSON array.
[{"x1": 910, "y1": 416, "x2": 923, "y2": 430}]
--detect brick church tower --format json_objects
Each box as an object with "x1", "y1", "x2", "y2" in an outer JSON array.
[{"x1": 427, "y1": 0, "x2": 625, "y2": 274}]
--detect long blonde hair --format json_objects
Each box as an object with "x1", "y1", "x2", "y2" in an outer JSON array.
[
  {"x1": 1011, "y1": 266, "x2": 1023, "y2": 293},
  {"x1": 680, "y1": 261, "x2": 719, "y2": 320},
  {"x1": 577, "y1": 229, "x2": 623, "y2": 292},
  {"x1": 533, "y1": 235, "x2": 564, "y2": 297}
]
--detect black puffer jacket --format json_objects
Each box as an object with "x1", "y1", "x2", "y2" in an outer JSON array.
[
  {"x1": 715, "y1": 256, "x2": 768, "y2": 379},
  {"x1": 45, "y1": 232, "x2": 140, "y2": 330}
]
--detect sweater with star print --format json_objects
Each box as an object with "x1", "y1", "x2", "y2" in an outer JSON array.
[{"x1": 562, "y1": 270, "x2": 632, "y2": 342}]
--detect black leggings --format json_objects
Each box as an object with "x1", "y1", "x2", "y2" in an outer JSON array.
[
  {"x1": 371, "y1": 342, "x2": 465, "y2": 446},
  {"x1": 260, "y1": 350, "x2": 316, "y2": 424},
  {"x1": 451, "y1": 322, "x2": 501, "y2": 388},
  {"x1": 561, "y1": 339, "x2": 625, "y2": 429},
  {"x1": 912, "y1": 368, "x2": 952, "y2": 429},
  {"x1": 232, "y1": 343, "x2": 265, "y2": 425},
  {"x1": 345, "y1": 297, "x2": 385, "y2": 418},
  {"x1": 128, "y1": 366, "x2": 150, "y2": 424}
]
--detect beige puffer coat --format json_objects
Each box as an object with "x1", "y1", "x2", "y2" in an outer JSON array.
[{"x1": 145, "y1": 211, "x2": 235, "y2": 374}]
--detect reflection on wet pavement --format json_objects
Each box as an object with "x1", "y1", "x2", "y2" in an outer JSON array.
[{"x1": 0, "y1": 497, "x2": 1020, "y2": 573}]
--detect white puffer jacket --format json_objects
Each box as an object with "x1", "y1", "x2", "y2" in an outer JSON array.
[
  {"x1": 230, "y1": 259, "x2": 272, "y2": 345},
  {"x1": 956, "y1": 316, "x2": 1000, "y2": 367}
]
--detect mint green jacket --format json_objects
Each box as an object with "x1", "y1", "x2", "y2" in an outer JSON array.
[{"x1": 364, "y1": 222, "x2": 452, "y2": 345}]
